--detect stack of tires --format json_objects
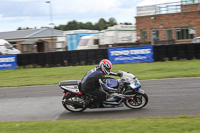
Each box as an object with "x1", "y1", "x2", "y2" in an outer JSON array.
[
  {"x1": 61, "y1": 51, "x2": 70, "y2": 66},
  {"x1": 69, "y1": 51, "x2": 79, "y2": 66},
  {"x1": 86, "y1": 50, "x2": 94, "y2": 65},
  {"x1": 95, "y1": 49, "x2": 108, "y2": 64},
  {"x1": 185, "y1": 43, "x2": 195, "y2": 60},
  {"x1": 153, "y1": 45, "x2": 168, "y2": 61},
  {"x1": 167, "y1": 44, "x2": 177, "y2": 61},
  {"x1": 29, "y1": 53, "x2": 37, "y2": 65},
  {"x1": 37, "y1": 53, "x2": 45, "y2": 67},
  {"x1": 53, "y1": 52, "x2": 62, "y2": 66},
  {"x1": 45, "y1": 52, "x2": 54, "y2": 66},
  {"x1": 78, "y1": 50, "x2": 87, "y2": 65},
  {"x1": 176, "y1": 44, "x2": 187, "y2": 60},
  {"x1": 194, "y1": 43, "x2": 200, "y2": 59}
]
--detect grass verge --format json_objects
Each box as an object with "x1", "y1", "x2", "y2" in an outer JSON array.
[
  {"x1": 0, "y1": 116, "x2": 200, "y2": 133},
  {"x1": 0, "y1": 60, "x2": 200, "y2": 87}
]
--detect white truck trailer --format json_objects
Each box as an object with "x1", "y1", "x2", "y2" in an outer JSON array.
[{"x1": 76, "y1": 25, "x2": 137, "y2": 50}]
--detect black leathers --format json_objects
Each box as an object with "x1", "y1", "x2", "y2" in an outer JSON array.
[{"x1": 81, "y1": 66, "x2": 118, "y2": 102}]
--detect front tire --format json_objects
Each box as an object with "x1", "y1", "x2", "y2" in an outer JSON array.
[
  {"x1": 62, "y1": 92, "x2": 86, "y2": 112},
  {"x1": 125, "y1": 93, "x2": 148, "y2": 109}
]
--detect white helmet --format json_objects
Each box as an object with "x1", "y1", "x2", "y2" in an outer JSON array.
[{"x1": 99, "y1": 59, "x2": 112, "y2": 75}]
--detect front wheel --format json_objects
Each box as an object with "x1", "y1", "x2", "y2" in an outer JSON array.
[
  {"x1": 125, "y1": 93, "x2": 148, "y2": 109},
  {"x1": 62, "y1": 92, "x2": 86, "y2": 112}
]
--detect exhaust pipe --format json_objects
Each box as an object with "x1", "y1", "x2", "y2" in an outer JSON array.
[{"x1": 62, "y1": 99, "x2": 84, "y2": 108}]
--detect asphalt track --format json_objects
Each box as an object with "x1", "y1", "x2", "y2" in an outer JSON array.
[{"x1": 0, "y1": 77, "x2": 200, "y2": 122}]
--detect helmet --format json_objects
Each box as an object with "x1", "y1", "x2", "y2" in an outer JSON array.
[{"x1": 99, "y1": 59, "x2": 112, "y2": 75}]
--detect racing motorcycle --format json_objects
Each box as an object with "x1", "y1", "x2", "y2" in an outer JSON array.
[{"x1": 59, "y1": 71, "x2": 148, "y2": 112}]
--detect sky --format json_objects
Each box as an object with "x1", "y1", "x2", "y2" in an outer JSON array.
[{"x1": 0, "y1": 0, "x2": 179, "y2": 32}]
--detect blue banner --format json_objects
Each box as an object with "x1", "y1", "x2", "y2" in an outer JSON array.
[
  {"x1": 108, "y1": 46, "x2": 154, "y2": 64},
  {"x1": 0, "y1": 55, "x2": 17, "y2": 70}
]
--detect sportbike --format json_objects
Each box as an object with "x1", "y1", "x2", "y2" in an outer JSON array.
[{"x1": 59, "y1": 71, "x2": 148, "y2": 112}]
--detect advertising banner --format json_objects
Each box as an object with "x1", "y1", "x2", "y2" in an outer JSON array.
[
  {"x1": 108, "y1": 46, "x2": 154, "y2": 64},
  {"x1": 0, "y1": 55, "x2": 17, "y2": 70}
]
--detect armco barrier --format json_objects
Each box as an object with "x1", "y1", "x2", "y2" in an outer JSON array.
[{"x1": 16, "y1": 43, "x2": 200, "y2": 67}]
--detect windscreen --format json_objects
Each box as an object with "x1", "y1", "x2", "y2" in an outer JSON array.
[{"x1": 78, "y1": 39, "x2": 89, "y2": 46}]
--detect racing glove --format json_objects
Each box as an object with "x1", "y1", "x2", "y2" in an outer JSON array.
[{"x1": 117, "y1": 73, "x2": 122, "y2": 77}]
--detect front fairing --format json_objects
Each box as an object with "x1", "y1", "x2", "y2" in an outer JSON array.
[
  {"x1": 119, "y1": 71, "x2": 141, "y2": 92},
  {"x1": 129, "y1": 78, "x2": 141, "y2": 89}
]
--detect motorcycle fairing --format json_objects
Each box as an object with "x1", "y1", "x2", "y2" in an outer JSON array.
[
  {"x1": 59, "y1": 80, "x2": 80, "y2": 86},
  {"x1": 59, "y1": 80, "x2": 82, "y2": 94},
  {"x1": 60, "y1": 85, "x2": 80, "y2": 93},
  {"x1": 106, "y1": 77, "x2": 119, "y2": 88}
]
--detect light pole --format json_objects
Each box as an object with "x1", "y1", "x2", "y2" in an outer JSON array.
[{"x1": 46, "y1": 1, "x2": 54, "y2": 51}]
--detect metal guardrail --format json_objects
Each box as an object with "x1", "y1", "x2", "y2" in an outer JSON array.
[{"x1": 137, "y1": 0, "x2": 200, "y2": 16}]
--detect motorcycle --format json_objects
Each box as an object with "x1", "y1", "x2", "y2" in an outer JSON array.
[{"x1": 59, "y1": 71, "x2": 148, "y2": 112}]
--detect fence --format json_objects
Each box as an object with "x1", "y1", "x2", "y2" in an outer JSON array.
[{"x1": 16, "y1": 43, "x2": 200, "y2": 67}]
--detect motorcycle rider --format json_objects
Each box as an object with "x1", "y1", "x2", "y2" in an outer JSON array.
[{"x1": 80, "y1": 59, "x2": 122, "y2": 107}]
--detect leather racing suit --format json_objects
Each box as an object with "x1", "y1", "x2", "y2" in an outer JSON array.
[{"x1": 80, "y1": 66, "x2": 120, "y2": 105}]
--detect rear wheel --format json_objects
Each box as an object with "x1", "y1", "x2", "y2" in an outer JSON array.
[
  {"x1": 125, "y1": 93, "x2": 148, "y2": 109},
  {"x1": 62, "y1": 92, "x2": 86, "y2": 112}
]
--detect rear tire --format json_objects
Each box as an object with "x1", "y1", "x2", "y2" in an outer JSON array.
[
  {"x1": 125, "y1": 93, "x2": 148, "y2": 109},
  {"x1": 62, "y1": 92, "x2": 86, "y2": 112}
]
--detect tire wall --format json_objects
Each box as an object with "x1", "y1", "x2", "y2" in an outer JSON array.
[
  {"x1": 153, "y1": 43, "x2": 200, "y2": 62},
  {"x1": 16, "y1": 43, "x2": 200, "y2": 67},
  {"x1": 17, "y1": 49, "x2": 108, "y2": 67}
]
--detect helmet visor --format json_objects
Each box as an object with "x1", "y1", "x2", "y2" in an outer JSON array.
[{"x1": 106, "y1": 67, "x2": 111, "y2": 72}]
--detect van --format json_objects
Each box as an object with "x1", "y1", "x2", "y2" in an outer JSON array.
[
  {"x1": 192, "y1": 37, "x2": 200, "y2": 43},
  {"x1": 0, "y1": 39, "x2": 21, "y2": 55},
  {"x1": 76, "y1": 35, "x2": 99, "y2": 50}
]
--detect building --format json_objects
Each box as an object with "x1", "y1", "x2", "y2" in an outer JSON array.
[
  {"x1": 136, "y1": 0, "x2": 200, "y2": 45},
  {"x1": 0, "y1": 28, "x2": 64, "y2": 53}
]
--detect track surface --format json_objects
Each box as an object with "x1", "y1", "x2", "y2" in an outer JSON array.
[{"x1": 0, "y1": 77, "x2": 200, "y2": 122}]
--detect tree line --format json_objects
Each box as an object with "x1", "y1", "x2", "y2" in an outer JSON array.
[{"x1": 17, "y1": 17, "x2": 132, "y2": 31}]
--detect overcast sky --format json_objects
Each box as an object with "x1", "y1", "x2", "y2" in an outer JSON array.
[{"x1": 0, "y1": 0, "x2": 178, "y2": 32}]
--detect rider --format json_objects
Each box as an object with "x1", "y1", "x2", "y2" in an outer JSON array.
[{"x1": 80, "y1": 59, "x2": 122, "y2": 107}]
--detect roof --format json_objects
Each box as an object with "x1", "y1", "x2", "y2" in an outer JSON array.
[
  {"x1": 20, "y1": 39, "x2": 47, "y2": 45},
  {"x1": 0, "y1": 28, "x2": 63, "y2": 40}
]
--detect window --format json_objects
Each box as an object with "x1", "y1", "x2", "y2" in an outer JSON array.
[
  {"x1": 141, "y1": 30, "x2": 147, "y2": 42},
  {"x1": 166, "y1": 29, "x2": 172, "y2": 40},
  {"x1": 93, "y1": 39, "x2": 99, "y2": 45},
  {"x1": 176, "y1": 28, "x2": 193, "y2": 40},
  {"x1": 22, "y1": 45, "x2": 32, "y2": 52},
  {"x1": 78, "y1": 39, "x2": 89, "y2": 46},
  {"x1": 152, "y1": 30, "x2": 159, "y2": 42},
  {"x1": 182, "y1": 0, "x2": 200, "y2": 5}
]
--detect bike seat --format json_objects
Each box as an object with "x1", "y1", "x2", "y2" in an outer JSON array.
[{"x1": 59, "y1": 80, "x2": 81, "y2": 86}]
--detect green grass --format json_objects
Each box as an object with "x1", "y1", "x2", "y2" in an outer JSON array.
[
  {"x1": 0, "y1": 60, "x2": 200, "y2": 87},
  {"x1": 0, "y1": 116, "x2": 199, "y2": 133},
  {"x1": 1, "y1": 61, "x2": 200, "y2": 132}
]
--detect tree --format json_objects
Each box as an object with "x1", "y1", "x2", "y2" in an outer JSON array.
[
  {"x1": 16, "y1": 17, "x2": 128, "y2": 31},
  {"x1": 108, "y1": 17, "x2": 117, "y2": 27},
  {"x1": 120, "y1": 22, "x2": 133, "y2": 25},
  {"x1": 96, "y1": 18, "x2": 107, "y2": 30},
  {"x1": 64, "y1": 20, "x2": 80, "y2": 30},
  {"x1": 17, "y1": 27, "x2": 32, "y2": 30},
  {"x1": 17, "y1": 27, "x2": 22, "y2": 30}
]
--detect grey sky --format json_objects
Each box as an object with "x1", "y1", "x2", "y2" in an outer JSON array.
[{"x1": 0, "y1": 0, "x2": 178, "y2": 32}]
